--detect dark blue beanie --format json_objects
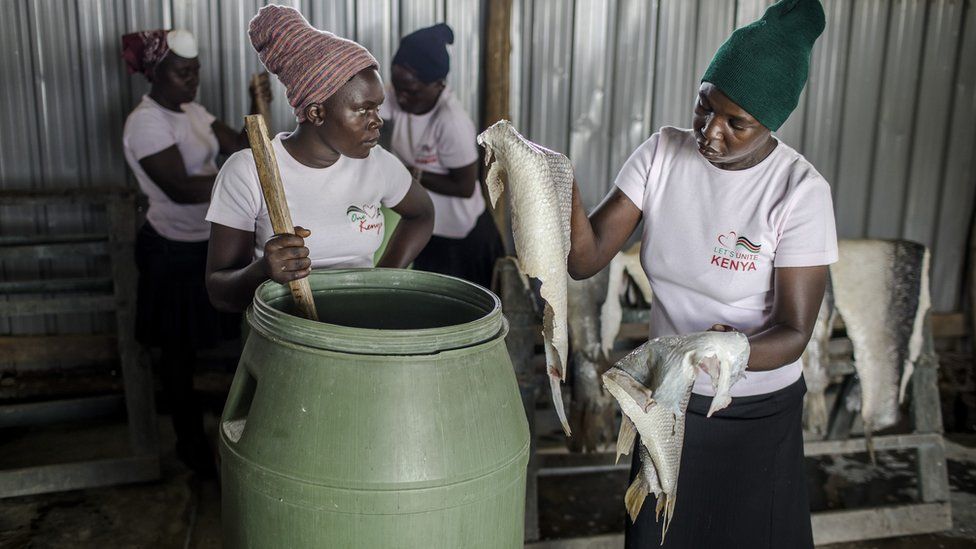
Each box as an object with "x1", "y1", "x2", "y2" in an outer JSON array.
[{"x1": 392, "y1": 23, "x2": 454, "y2": 83}]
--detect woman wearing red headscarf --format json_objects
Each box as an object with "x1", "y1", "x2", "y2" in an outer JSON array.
[
  {"x1": 205, "y1": 6, "x2": 434, "y2": 312},
  {"x1": 121, "y1": 29, "x2": 270, "y2": 477}
]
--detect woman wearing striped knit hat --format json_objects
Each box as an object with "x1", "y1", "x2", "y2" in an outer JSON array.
[{"x1": 206, "y1": 5, "x2": 434, "y2": 312}]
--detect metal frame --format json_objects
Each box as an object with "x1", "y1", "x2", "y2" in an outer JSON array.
[
  {"x1": 0, "y1": 189, "x2": 159, "y2": 498},
  {"x1": 495, "y1": 259, "x2": 952, "y2": 546}
]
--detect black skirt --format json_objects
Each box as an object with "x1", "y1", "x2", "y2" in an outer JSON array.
[
  {"x1": 625, "y1": 377, "x2": 813, "y2": 549},
  {"x1": 412, "y1": 208, "x2": 504, "y2": 289},
  {"x1": 134, "y1": 222, "x2": 239, "y2": 349}
]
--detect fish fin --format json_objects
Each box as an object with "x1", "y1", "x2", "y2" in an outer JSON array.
[
  {"x1": 624, "y1": 472, "x2": 649, "y2": 523},
  {"x1": 615, "y1": 416, "x2": 637, "y2": 464},
  {"x1": 484, "y1": 156, "x2": 506, "y2": 209},
  {"x1": 550, "y1": 374, "x2": 572, "y2": 436},
  {"x1": 603, "y1": 368, "x2": 655, "y2": 412}
]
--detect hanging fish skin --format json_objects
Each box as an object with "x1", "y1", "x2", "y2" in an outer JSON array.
[
  {"x1": 603, "y1": 331, "x2": 750, "y2": 541},
  {"x1": 477, "y1": 120, "x2": 575, "y2": 436},
  {"x1": 567, "y1": 270, "x2": 616, "y2": 452},
  {"x1": 830, "y1": 240, "x2": 931, "y2": 444},
  {"x1": 801, "y1": 279, "x2": 836, "y2": 437}
]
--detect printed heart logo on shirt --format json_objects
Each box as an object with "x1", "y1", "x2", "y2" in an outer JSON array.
[
  {"x1": 717, "y1": 231, "x2": 737, "y2": 249},
  {"x1": 362, "y1": 204, "x2": 379, "y2": 219}
]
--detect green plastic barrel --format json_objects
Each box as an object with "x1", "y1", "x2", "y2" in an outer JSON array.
[{"x1": 219, "y1": 269, "x2": 529, "y2": 548}]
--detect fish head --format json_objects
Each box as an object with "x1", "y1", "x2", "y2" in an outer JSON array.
[{"x1": 688, "y1": 332, "x2": 750, "y2": 417}]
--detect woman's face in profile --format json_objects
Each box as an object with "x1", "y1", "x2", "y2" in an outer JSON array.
[
  {"x1": 693, "y1": 82, "x2": 773, "y2": 170},
  {"x1": 315, "y1": 68, "x2": 386, "y2": 159}
]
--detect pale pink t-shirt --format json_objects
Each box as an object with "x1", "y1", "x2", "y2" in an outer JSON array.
[
  {"x1": 122, "y1": 95, "x2": 218, "y2": 242},
  {"x1": 614, "y1": 127, "x2": 838, "y2": 397},
  {"x1": 379, "y1": 87, "x2": 483, "y2": 239},
  {"x1": 206, "y1": 134, "x2": 411, "y2": 269}
]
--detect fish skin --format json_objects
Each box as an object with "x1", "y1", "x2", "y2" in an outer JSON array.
[
  {"x1": 568, "y1": 270, "x2": 617, "y2": 452},
  {"x1": 603, "y1": 331, "x2": 750, "y2": 540},
  {"x1": 800, "y1": 280, "x2": 836, "y2": 437},
  {"x1": 478, "y1": 120, "x2": 575, "y2": 436},
  {"x1": 831, "y1": 240, "x2": 929, "y2": 440}
]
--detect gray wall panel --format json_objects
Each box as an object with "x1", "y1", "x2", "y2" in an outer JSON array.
[
  {"x1": 445, "y1": 0, "x2": 483, "y2": 123},
  {"x1": 802, "y1": 0, "x2": 852, "y2": 186},
  {"x1": 652, "y1": 0, "x2": 698, "y2": 131},
  {"x1": 569, "y1": 0, "x2": 616, "y2": 206},
  {"x1": 607, "y1": 0, "x2": 659, "y2": 183},
  {"x1": 528, "y1": 0, "x2": 574, "y2": 152},
  {"x1": 902, "y1": 0, "x2": 964, "y2": 247},
  {"x1": 834, "y1": 0, "x2": 889, "y2": 238},
  {"x1": 932, "y1": 0, "x2": 976, "y2": 311},
  {"x1": 866, "y1": 0, "x2": 927, "y2": 239}
]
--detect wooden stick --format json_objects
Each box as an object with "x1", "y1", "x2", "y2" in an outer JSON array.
[
  {"x1": 245, "y1": 114, "x2": 319, "y2": 321},
  {"x1": 251, "y1": 72, "x2": 272, "y2": 137},
  {"x1": 483, "y1": 0, "x2": 514, "y2": 254}
]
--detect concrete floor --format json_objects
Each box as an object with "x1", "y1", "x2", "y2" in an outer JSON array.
[{"x1": 1, "y1": 413, "x2": 975, "y2": 548}]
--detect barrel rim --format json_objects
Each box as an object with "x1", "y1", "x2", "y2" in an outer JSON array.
[{"x1": 250, "y1": 268, "x2": 505, "y2": 355}]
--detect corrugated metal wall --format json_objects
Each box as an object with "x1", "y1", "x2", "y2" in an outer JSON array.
[
  {"x1": 1, "y1": 0, "x2": 974, "y2": 341},
  {"x1": 0, "y1": 0, "x2": 483, "y2": 341},
  {"x1": 510, "y1": 0, "x2": 976, "y2": 312}
]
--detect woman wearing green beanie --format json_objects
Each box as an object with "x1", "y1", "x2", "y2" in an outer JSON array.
[{"x1": 566, "y1": 0, "x2": 832, "y2": 546}]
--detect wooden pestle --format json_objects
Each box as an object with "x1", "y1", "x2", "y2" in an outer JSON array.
[{"x1": 245, "y1": 114, "x2": 319, "y2": 321}]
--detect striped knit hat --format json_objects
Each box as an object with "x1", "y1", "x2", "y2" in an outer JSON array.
[{"x1": 248, "y1": 5, "x2": 378, "y2": 122}]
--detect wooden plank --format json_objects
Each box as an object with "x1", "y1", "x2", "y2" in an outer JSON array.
[
  {"x1": 0, "y1": 277, "x2": 112, "y2": 295},
  {"x1": 483, "y1": 0, "x2": 513, "y2": 249},
  {"x1": 0, "y1": 295, "x2": 117, "y2": 316},
  {"x1": 811, "y1": 503, "x2": 952, "y2": 545},
  {"x1": 0, "y1": 455, "x2": 159, "y2": 498},
  {"x1": 0, "y1": 232, "x2": 106, "y2": 246},
  {"x1": 803, "y1": 432, "x2": 942, "y2": 457},
  {"x1": 0, "y1": 395, "x2": 123, "y2": 428},
  {"x1": 0, "y1": 240, "x2": 109, "y2": 260},
  {"x1": 523, "y1": 503, "x2": 952, "y2": 548},
  {"x1": 106, "y1": 197, "x2": 157, "y2": 458},
  {"x1": 526, "y1": 534, "x2": 623, "y2": 549},
  {"x1": 0, "y1": 187, "x2": 134, "y2": 205},
  {"x1": 0, "y1": 334, "x2": 116, "y2": 363}
]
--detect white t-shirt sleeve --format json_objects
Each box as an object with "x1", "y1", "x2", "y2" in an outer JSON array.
[
  {"x1": 206, "y1": 151, "x2": 262, "y2": 232},
  {"x1": 375, "y1": 148, "x2": 413, "y2": 207},
  {"x1": 774, "y1": 177, "x2": 839, "y2": 267},
  {"x1": 434, "y1": 107, "x2": 479, "y2": 169},
  {"x1": 125, "y1": 109, "x2": 179, "y2": 161},
  {"x1": 613, "y1": 133, "x2": 660, "y2": 209}
]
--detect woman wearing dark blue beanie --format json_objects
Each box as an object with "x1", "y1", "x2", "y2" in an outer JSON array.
[
  {"x1": 380, "y1": 23, "x2": 504, "y2": 288},
  {"x1": 565, "y1": 0, "x2": 833, "y2": 546}
]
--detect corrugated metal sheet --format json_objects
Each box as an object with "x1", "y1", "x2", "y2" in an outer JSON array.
[
  {"x1": 0, "y1": 0, "x2": 485, "y2": 342},
  {"x1": 509, "y1": 0, "x2": 976, "y2": 311},
  {"x1": 1, "y1": 0, "x2": 974, "y2": 334}
]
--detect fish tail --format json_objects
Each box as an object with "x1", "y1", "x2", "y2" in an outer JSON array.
[
  {"x1": 624, "y1": 472, "x2": 649, "y2": 522},
  {"x1": 550, "y1": 374, "x2": 572, "y2": 436}
]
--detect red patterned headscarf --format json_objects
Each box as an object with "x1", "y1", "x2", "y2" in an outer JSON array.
[{"x1": 121, "y1": 30, "x2": 170, "y2": 81}]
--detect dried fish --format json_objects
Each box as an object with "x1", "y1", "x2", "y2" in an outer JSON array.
[
  {"x1": 478, "y1": 120, "x2": 575, "y2": 435},
  {"x1": 603, "y1": 331, "x2": 750, "y2": 541},
  {"x1": 831, "y1": 240, "x2": 931, "y2": 451}
]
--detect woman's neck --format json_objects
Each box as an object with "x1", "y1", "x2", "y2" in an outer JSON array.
[
  {"x1": 281, "y1": 124, "x2": 341, "y2": 169},
  {"x1": 148, "y1": 89, "x2": 182, "y2": 112}
]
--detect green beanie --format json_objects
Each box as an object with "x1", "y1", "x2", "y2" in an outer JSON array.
[{"x1": 701, "y1": 0, "x2": 825, "y2": 131}]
